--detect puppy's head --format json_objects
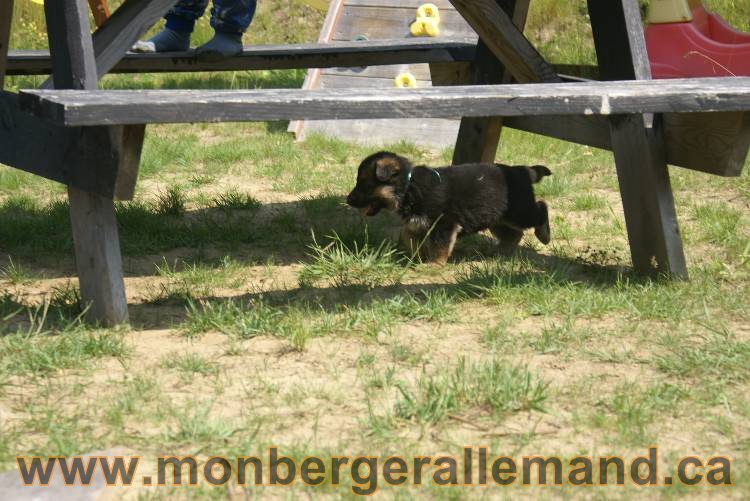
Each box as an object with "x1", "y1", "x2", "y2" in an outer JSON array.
[{"x1": 347, "y1": 152, "x2": 412, "y2": 216}]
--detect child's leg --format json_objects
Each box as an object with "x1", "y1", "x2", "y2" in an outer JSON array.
[
  {"x1": 131, "y1": 0, "x2": 209, "y2": 53},
  {"x1": 211, "y1": 0, "x2": 257, "y2": 34},
  {"x1": 195, "y1": 0, "x2": 257, "y2": 58}
]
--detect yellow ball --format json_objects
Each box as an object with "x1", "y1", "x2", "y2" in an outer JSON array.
[
  {"x1": 395, "y1": 72, "x2": 418, "y2": 88},
  {"x1": 417, "y1": 3, "x2": 441, "y2": 22}
]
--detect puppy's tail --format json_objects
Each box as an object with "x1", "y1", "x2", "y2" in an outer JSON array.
[{"x1": 527, "y1": 165, "x2": 552, "y2": 184}]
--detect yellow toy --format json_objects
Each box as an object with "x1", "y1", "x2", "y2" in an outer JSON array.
[
  {"x1": 394, "y1": 72, "x2": 418, "y2": 88},
  {"x1": 417, "y1": 3, "x2": 440, "y2": 23},
  {"x1": 410, "y1": 3, "x2": 441, "y2": 37},
  {"x1": 410, "y1": 18, "x2": 440, "y2": 37}
]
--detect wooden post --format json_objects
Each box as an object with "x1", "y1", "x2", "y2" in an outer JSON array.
[
  {"x1": 0, "y1": 0, "x2": 13, "y2": 89},
  {"x1": 43, "y1": 0, "x2": 181, "y2": 89},
  {"x1": 449, "y1": 0, "x2": 559, "y2": 84},
  {"x1": 450, "y1": 0, "x2": 533, "y2": 164},
  {"x1": 588, "y1": 0, "x2": 688, "y2": 279},
  {"x1": 88, "y1": 0, "x2": 110, "y2": 27},
  {"x1": 45, "y1": 0, "x2": 129, "y2": 324}
]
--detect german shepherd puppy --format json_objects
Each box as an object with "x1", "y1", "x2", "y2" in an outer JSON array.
[{"x1": 346, "y1": 152, "x2": 551, "y2": 264}]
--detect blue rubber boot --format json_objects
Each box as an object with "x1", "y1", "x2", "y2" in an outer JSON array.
[{"x1": 195, "y1": 31, "x2": 244, "y2": 60}]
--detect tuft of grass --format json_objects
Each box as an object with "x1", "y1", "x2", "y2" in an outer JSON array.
[
  {"x1": 571, "y1": 193, "x2": 607, "y2": 211},
  {"x1": 530, "y1": 320, "x2": 594, "y2": 355},
  {"x1": 165, "y1": 400, "x2": 239, "y2": 446},
  {"x1": 183, "y1": 299, "x2": 284, "y2": 339},
  {"x1": 0, "y1": 258, "x2": 33, "y2": 285},
  {"x1": 395, "y1": 358, "x2": 548, "y2": 424},
  {"x1": 655, "y1": 326, "x2": 750, "y2": 385},
  {"x1": 299, "y1": 231, "x2": 406, "y2": 289},
  {"x1": 105, "y1": 375, "x2": 162, "y2": 430},
  {"x1": 374, "y1": 290, "x2": 458, "y2": 323},
  {"x1": 154, "y1": 186, "x2": 187, "y2": 217},
  {"x1": 147, "y1": 256, "x2": 245, "y2": 304},
  {"x1": 0, "y1": 320, "x2": 130, "y2": 376},
  {"x1": 183, "y1": 299, "x2": 326, "y2": 351},
  {"x1": 212, "y1": 190, "x2": 262, "y2": 213},
  {"x1": 161, "y1": 353, "x2": 220, "y2": 379},
  {"x1": 590, "y1": 382, "x2": 687, "y2": 446},
  {"x1": 693, "y1": 202, "x2": 745, "y2": 252}
]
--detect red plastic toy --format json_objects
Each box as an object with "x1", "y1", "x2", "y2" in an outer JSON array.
[{"x1": 646, "y1": 3, "x2": 750, "y2": 78}]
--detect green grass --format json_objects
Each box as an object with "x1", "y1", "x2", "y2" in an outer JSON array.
[
  {"x1": 0, "y1": 321, "x2": 130, "y2": 376},
  {"x1": 394, "y1": 359, "x2": 548, "y2": 424},
  {"x1": 0, "y1": 257, "x2": 34, "y2": 285},
  {"x1": 212, "y1": 190, "x2": 262, "y2": 213},
  {"x1": 164, "y1": 400, "x2": 240, "y2": 446},
  {"x1": 589, "y1": 382, "x2": 688, "y2": 446},
  {"x1": 655, "y1": 326, "x2": 750, "y2": 385},
  {"x1": 146, "y1": 256, "x2": 246, "y2": 304},
  {"x1": 161, "y1": 353, "x2": 220, "y2": 379},
  {"x1": 298, "y1": 231, "x2": 407, "y2": 289}
]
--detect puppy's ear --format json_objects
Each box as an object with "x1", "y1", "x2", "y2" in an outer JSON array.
[{"x1": 375, "y1": 157, "x2": 402, "y2": 182}]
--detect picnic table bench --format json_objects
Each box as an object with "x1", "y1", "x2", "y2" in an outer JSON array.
[{"x1": 2, "y1": 0, "x2": 749, "y2": 326}]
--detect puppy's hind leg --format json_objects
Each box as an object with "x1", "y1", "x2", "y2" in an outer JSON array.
[
  {"x1": 534, "y1": 201, "x2": 551, "y2": 245},
  {"x1": 429, "y1": 222, "x2": 463, "y2": 265},
  {"x1": 491, "y1": 224, "x2": 524, "y2": 257}
]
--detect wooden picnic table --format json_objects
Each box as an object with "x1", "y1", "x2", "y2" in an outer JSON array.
[{"x1": 1, "y1": 0, "x2": 749, "y2": 325}]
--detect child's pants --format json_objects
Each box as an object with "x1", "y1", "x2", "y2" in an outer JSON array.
[{"x1": 165, "y1": 0, "x2": 257, "y2": 35}]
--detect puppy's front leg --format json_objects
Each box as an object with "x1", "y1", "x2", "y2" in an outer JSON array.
[
  {"x1": 491, "y1": 224, "x2": 524, "y2": 256},
  {"x1": 429, "y1": 222, "x2": 462, "y2": 265},
  {"x1": 400, "y1": 227, "x2": 425, "y2": 260}
]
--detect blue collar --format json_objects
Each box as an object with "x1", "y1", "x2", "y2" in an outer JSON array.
[{"x1": 403, "y1": 167, "x2": 441, "y2": 194}]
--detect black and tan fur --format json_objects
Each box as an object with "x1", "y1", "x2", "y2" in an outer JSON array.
[{"x1": 346, "y1": 152, "x2": 551, "y2": 264}]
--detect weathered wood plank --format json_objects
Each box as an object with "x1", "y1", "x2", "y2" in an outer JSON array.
[
  {"x1": 42, "y1": 0, "x2": 177, "y2": 88},
  {"x1": 0, "y1": 0, "x2": 12, "y2": 89},
  {"x1": 664, "y1": 111, "x2": 750, "y2": 177},
  {"x1": 488, "y1": 112, "x2": 750, "y2": 178},
  {"x1": 588, "y1": 0, "x2": 687, "y2": 279},
  {"x1": 0, "y1": 92, "x2": 143, "y2": 199},
  {"x1": 449, "y1": 0, "x2": 559, "y2": 83},
  {"x1": 21, "y1": 78, "x2": 750, "y2": 126},
  {"x1": 45, "y1": 0, "x2": 129, "y2": 325},
  {"x1": 7, "y1": 39, "x2": 479, "y2": 75}
]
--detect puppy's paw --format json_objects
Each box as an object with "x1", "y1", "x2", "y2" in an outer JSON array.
[
  {"x1": 497, "y1": 241, "x2": 520, "y2": 257},
  {"x1": 429, "y1": 247, "x2": 451, "y2": 266},
  {"x1": 431, "y1": 255, "x2": 450, "y2": 266}
]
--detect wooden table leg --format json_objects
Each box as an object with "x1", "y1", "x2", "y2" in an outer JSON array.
[
  {"x1": 588, "y1": 0, "x2": 688, "y2": 279},
  {"x1": 45, "y1": 0, "x2": 129, "y2": 325},
  {"x1": 0, "y1": 0, "x2": 13, "y2": 89},
  {"x1": 449, "y1": 0, "x2": 532, "y2": 164}
]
